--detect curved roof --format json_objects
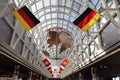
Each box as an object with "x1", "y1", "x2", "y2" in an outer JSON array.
[{"x1": 12, "y1": 0, "x2": 120, "y2": 78}]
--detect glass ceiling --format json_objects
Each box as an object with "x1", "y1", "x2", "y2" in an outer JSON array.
[
  {"x1": 12, "y1": 0, "x2": 102, "y2": 58},
  {"x1": 12, "y1": 0, "x2": 120, "y2": 78}
]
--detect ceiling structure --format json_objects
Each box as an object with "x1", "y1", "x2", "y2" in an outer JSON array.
[{"x1": 10, "y1": 0, "x2": 120, "y2": 78}]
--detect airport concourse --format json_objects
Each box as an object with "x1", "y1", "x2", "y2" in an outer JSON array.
[{"x1": 0, "y1": 0, "x2": 120, "y2": 80}]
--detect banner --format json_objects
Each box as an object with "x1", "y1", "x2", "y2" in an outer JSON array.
[
  {"x1": 73, "y1": 7, "x2": 100, "y2": 31},
  {"x1": 13, "y1": 6, "x2": 40, "y2": 31}
]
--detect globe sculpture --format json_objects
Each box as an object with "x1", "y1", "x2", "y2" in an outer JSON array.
[{"x1": 42, "y1": 28, "x2": 74, "y2": 60}]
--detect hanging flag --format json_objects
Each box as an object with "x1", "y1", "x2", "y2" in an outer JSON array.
[
  {"x1": 59, "y1": 66, "x2": 64, "y2": 73},
  {"x1": 13, "y1": 6, "x2": 40, "y2": 31},
  {"x1": 52, "y1": 74, "x2": 54, "y2": 78},
  {"x1": 61, "y1": 58, "x2": 69, "y2": 67},
  {"x1": 48, "y1": 67, "x2": 52, "y2": 73},
  {"x1": 42, "y1": 58, "x2": 51, "y2": 67},
  {"x1": 52, "y1": 68, "x2": 60, "y2": 78},
  {"x1": 73, "y1": 7, "x2": 100, "y2": 31}
]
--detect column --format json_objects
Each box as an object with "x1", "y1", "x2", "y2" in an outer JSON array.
[
  {"x1": 13, "y1": 65, "x2": 20, "y2": 80},
  {"x1": 91, "y1": 67, "x2": 99, "y2": 80},
  {"x1": 40, "y1": 76, "x2": 42, "y2": 80},
  {"x1": 79, "y1": 72, "x2": 83, "y2": 80},
  {"x1": 27, "y1": 71, "x2": 32, "y2": 80},
  {"x1": 69, "y1": 77, "x2": 71, "y2": 80}
]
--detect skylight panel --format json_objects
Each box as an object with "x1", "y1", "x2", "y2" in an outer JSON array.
[
  {"x1": 31, "y1": 5, "x2": 36, "y2": 13},
  {"x1": 46, "y1": 14, "x2": 51, "y2": 19},
  {"x1": 44, "y1": 0, "x2": 50, "y2": 6},
  {"x1": 64, "y1": 14, "x2": 69, "y2": 20},
  {"x1": 36, "y1": 1, "x2": 43, "y2": 9},
  {"x1": 66, "y1": 0, "x2": 72, "y2": 8},
  {"x1": 52, "y1": 13, "x2": 57, "y2": 18},
  {"x1": 58, "y1": 0, "x2": 65, "y2": 6},
  {"x1": 73, "y1": 2, "x2": 80, "y2": 11},
  {"x1": 51, "y1": 0, "x2": 57, "y2": 5}
]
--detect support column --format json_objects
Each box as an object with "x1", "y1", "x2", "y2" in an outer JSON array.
[
  {"x1": 27, "y1": 71, "x2": 32, "y2": 80},
  {"x1": 35, "y1": 75, "x2": 40, "y2": 80},
  {"x1": 79, "y1": 72, "x2": 83, "y2": 80},
  {"x1": 69, "y1": 76, "x2": 71, "y2": 80},
  {"x1": 40, "y1": 76, "x2": 42, "y2": 80},
  {"x1": 38, "y1": 75, "x2": 41, "y2": 80},
  {"x1": 91, "y1": 67, "x2": 99, "y2": 80},
  {"x1": 13, "y1": 65, "x2": 20, "y2": 80}
]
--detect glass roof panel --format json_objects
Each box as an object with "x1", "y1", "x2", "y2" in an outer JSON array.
[
  {"x1": 73, "y1": 2, "x2": 80, "y2": 11},
  {"x1": 36, "y1": 1, "x2": 43, "y2": 9},
  {"x1": 51, "y1": 0, "x2": 58, "y2": 5},
  {"x1": 31, "y1": 4, "x2": 36, "y2": 13},
  {"x1": 66, "y1": 1, "x2": 72, "y2": 8},
  {"x1": 44, "y1": 0, "x2": 50, "y2": 6}
]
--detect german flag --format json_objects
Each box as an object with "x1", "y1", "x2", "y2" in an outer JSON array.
[
  {"x1": 61, "y1": 58, "x2": 69, "y2": 67},
  {"x1": 13, "y1": 6, "x2": 40, "y2": 31},
  {"x1": 59, "y1": 65, "x2": 64, "y2": 73},
  {"x1": 47, "y1": 67, "x2": 52, "y2": 73},
  {"x1": 73, "y1": 7, "x2": 100, "y2": 31},
  {"x1": 42, "y1": 58, "x2": 51, "y2": 67}
]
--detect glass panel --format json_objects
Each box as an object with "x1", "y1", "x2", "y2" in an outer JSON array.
[
  {"x1": 40, "y1": 16, "x2": 45, "y2": 21},
  {"x1": 70, "y1": 17, "x2": 74, "y2": 22},
  {"x1": 46, "y1": 14, "x2": 51, "y2": 19},
  {"x1": 58, "y1": 0, "x2": 66, "y2": 6},
  {"x1": 44, "y1": 0, "x2": 50, "y2": 6},
  {"x1": 64, "y1": 14, "x2": 69, "y2": 20},
  {"x1": 66, "y1": 0, "x2": 72, "y2": 8},
  {"x1": 31, "y1": 5, "x2": 36, "y2": 13},
  {"x1": 82, "y1": 0, "x2": 87, "y2": 3},
  {"x1": 71, "y1": 11, "x2": 77, "y2": 18},
  {"x1": 52, "y1": 24, "x2": 57, "y2": 27},
  {"x1": 58, "y1": 20, "x2": 62, "y2": 24},
  {"x1": 65, "y1": 9, "x2": 70, "y2": 13},
  {"x1": 68, "y1": 27, "x2": 72, "y2": 32},
  {"x1": 51, "y1": 8, "x2": 57, "y2": 11},
  {"x1": 46, "y1": 9, "x2": 50, "y2": 13},
  {"x1": 63, "y1": 21, "x2": 67, "y2": 25},
  {"x1": 51, "y1": 0, "x2": 57, "y2": 5},
  {"x1": 63, "y1": 25, "x2": 67, "y2": 29},
  {"x1": 47, "y1": 21, "x2": 51, "y2": 24},
  {"x1": 36, "y1": 1, "x2": 43, "y2": 9},
  {"x1": 18, "y1": 0, "x2": 22, "y2": 2},
  {"x1": 14, "y1": 0, "x2": 19, "y2": 6},
  {"x1": 52, "y1": 20, "x2": 57, "y2": 23},
  {"x1": 90, "y1": 0, "x2": 98, "y2": 5},
  {"x1": 52, "y1": 13, "x2": 57, "y2": 18},
  {"x1": 41, "y1": 23, "x2": 46, "y2": 27},
  {"x1": 73, "y1": 2, "x2": 80, "y2": 11},
  {"x1": 47, "y1": 25, "x2": 52, "y2": 28},
  {"x1": 38, "y1": 11, "x2": 44, "y2": 17},
  {"x1": 58, "y1": 13, "x2": 63, "y2": 18}
]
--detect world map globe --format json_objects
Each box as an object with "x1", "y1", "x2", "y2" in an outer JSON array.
[{"x1": 42, "y1": 28, "x2": 74, "y2": 60}]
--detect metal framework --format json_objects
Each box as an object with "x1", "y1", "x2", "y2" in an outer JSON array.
[{"x1": 0, "y1": 0, "x2": 120, "y2": 78}]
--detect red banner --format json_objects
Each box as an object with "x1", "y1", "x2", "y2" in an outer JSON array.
[
  {"x1": 61, "y1": 58, "x2": 69, "y2": 67},
  {"x1": 42, "y1": 58, "x2": 51, "y2": 67}
]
